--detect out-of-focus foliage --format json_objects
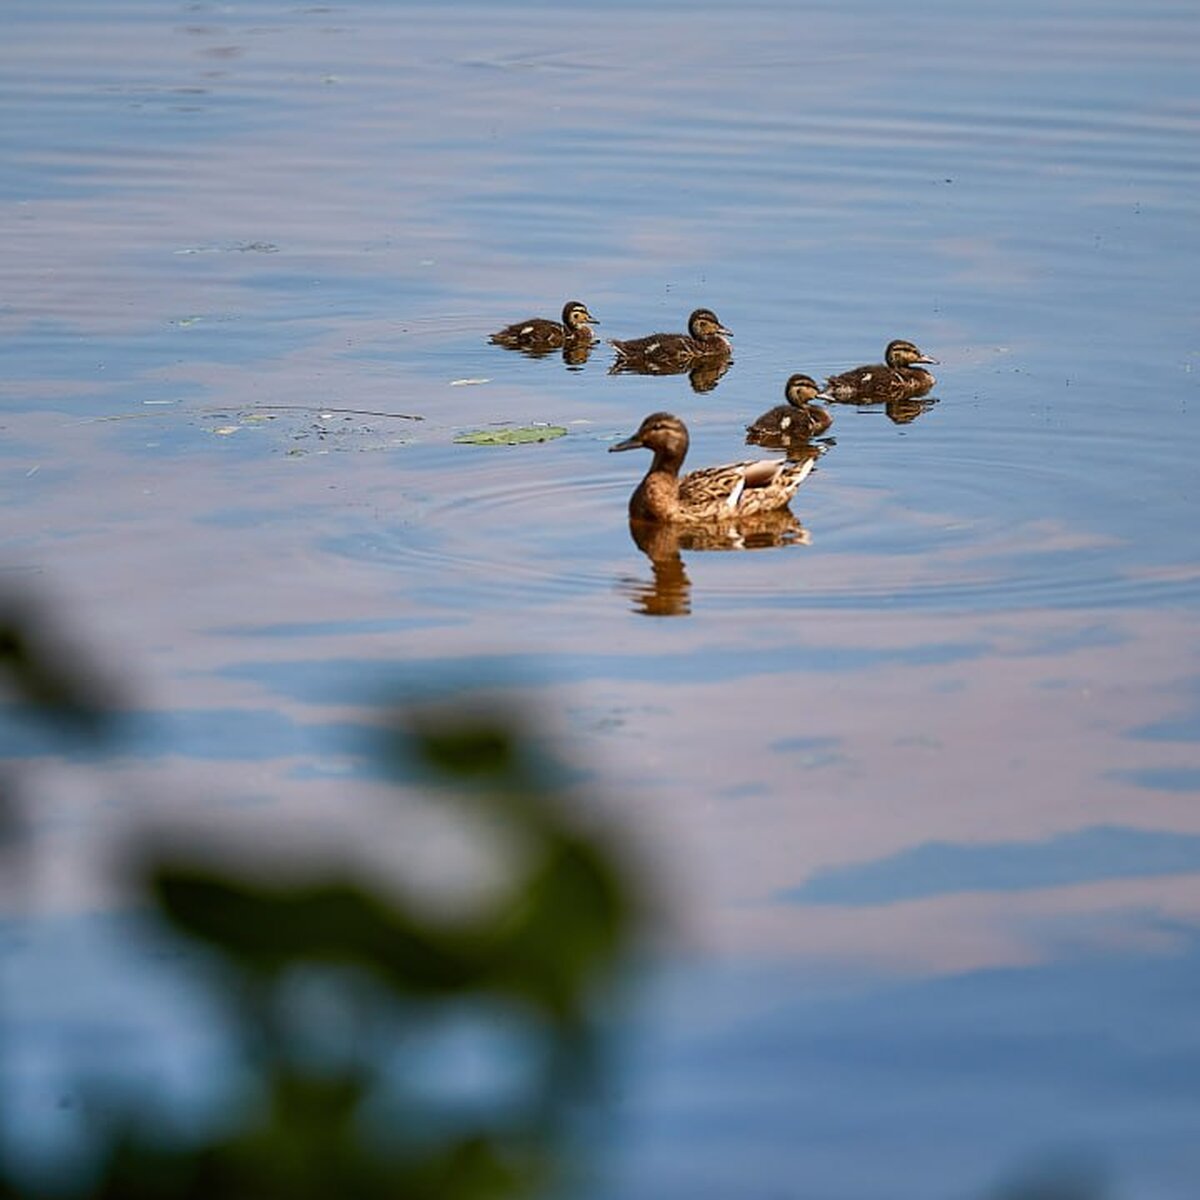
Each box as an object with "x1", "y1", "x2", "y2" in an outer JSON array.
[
  {"x1": 0, "y1": 601, "x2": 1111, "y2": 1200},
  {"x1": 0, "y1": 603, "x2": 116, "y2": 739},
  {"x1": 0, "y1": 603, "x2": 639, "y2": 1200}
]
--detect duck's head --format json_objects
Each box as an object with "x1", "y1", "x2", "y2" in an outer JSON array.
[
  {"x1": 562, "y1": 300, "x2": 598, "y2": 330},
  {"x1": 885, "y1": 339, "x2": 938, "y2": 367},
  {"x1": 609, "y1": 412, "x2": 690, "y2": 460},
  {"x1": 688, "y1": 308, "x2": 732, "y2": 339},
  {"x1": 784, "y1": 373, "x2": 829, "y2": 406}
]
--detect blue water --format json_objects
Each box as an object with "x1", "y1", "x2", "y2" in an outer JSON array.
[{"x1": 3, "y1": 0, "x2": 1199, "y2": 1196}]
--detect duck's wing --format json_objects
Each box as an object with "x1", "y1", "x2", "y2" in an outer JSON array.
[
  {"x1": 490, "y1": 317, "x2": 563, "y2": 347},
  {"x1": 737, "y1": 456, "x2": 815, "y2": 515},
  {"x1": 745, "y1": 404, "x2": 791, "y2": 435},
  {"x1": 678, "y1": 463, "x2": 752, "y2": 512},
  {"x1": 825, "y1": 363, "x2": 882, "y2": 398},
  {"x1": 609, "y1": 332, "x2": 693, "y2": 365},
  {"x1": 678, "y1": 456, "x2": 814, "y2": 516}
]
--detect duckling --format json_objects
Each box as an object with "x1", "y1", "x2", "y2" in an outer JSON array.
[
  {"x1": 608, "y1": 308, "x2": 732, "y2": 374},
  {"x1": 745, "y1": 373, "x2": 833, "y2": 444},
  {"x1": 825, "y1": 339, "x2": 938, "y2": 403},
  {"x1": 609, "y1": 412, "x2": 813, "y2": 524},
  {"x1": 489, "y1": 300, "x2": 597, "y2": 353}
]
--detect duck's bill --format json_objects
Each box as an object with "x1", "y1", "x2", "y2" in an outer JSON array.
[
  {"x1": 916, "y1": 354, "x2": 939, "y2": 364},
  {"x1": 609, "y1": 434, "x2": 643, "y2": 452}
]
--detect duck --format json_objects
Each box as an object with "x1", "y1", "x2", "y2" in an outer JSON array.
[
  {"x1": 824, "y1": 339, "x2": 938, "y2": 403},
  {"x1": 609, "y1": 412, "x2": 813, "y2": 524},
  {"x1": 489, "y1": 300, "x2": 598, "y2": 353},
  {"x1": 746, "y1": 373, "x2": 833, "y2": 443},
  {"x1": 608, "y1": 308, "x2": 732, "y2": 374}
]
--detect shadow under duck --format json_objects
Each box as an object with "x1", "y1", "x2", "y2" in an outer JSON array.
[
  {"x1": 746, "y1": 373, "x2": 833, "y2": 444},
  {"x1": 825, "y1": 339, "x2": 938, "y2": 403},
  {"x1": 610, "y1": 412, "x2": 813, "y2": 524},
  {"x1": 489, "y1": 300, "x2": 598, "y2": 353},
  {"x1": 608, "y1": 308, "x2": 732, "y2": 374}
]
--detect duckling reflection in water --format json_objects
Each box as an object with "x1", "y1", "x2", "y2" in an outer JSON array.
[
  {"x1": 885, "y1": 395, "x2": 939, "y2": 424},
  {"x1": 608, "y1": 308, "x2": 733, "y2": 376},
  {"x1": 609, "y1": 412, "x2": 813, "y2": 524},
  {"x1": 684, "y1": 355, "x2": 732, "y2": 393},
  {"x1": 746, "y1": 373, "x2": 834, "y2": 451},
  {"x1": 825, "y1": 339, "x2": 938, "y2": 404},
  {"x1": 489, "y1": 300, "x2": 599, "y2": 358}
]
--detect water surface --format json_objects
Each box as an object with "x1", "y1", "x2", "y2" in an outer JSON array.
[{"x1": 3, "y1": 1, "x2": 1200, "y2": 1197}]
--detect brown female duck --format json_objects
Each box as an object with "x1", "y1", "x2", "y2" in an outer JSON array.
[
  {"x1": 609, "y1": 412, "x2": 813, "y2": 523},
  {"x1": 608, "y1": 308, "x2": 732, "y2": 373},
  {"x1": 489, "y1": 300, "x2": 598, "y2": 352},
  {"x1": 746, "y1": 373, "x2": 833, "y2": 443},
  {"x1": 825, "y1": 339, "x2": 938, "y2": 403}
]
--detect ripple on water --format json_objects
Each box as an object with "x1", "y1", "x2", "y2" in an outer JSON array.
[
  {"x1": 325, "y1": 411, "x2": 1198, "y2": 619},
  {"x1": 798, "y1": 413, "x2": 1200, "y2": 614}
]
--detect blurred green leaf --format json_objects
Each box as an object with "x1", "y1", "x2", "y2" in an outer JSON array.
[
  {"x1": 150, "y1": 871, "x2": 489, "y2": 993},
  {"x1": 488, "y1": 834, "x2": 631, "y2": 1022},
  {"x1": 0, "y1": 612, "x2": 115, "y2": 735},
  {"x1": 413, "y1": 720, "x2": 518, "y2": 782},
  {"x1": 3, "y1": 609, "x2": 639, "y2": 1200}
]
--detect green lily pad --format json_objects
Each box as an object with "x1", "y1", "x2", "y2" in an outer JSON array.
[{"x1": 454, "y1": 424, "x2": 567, "y2": 446}]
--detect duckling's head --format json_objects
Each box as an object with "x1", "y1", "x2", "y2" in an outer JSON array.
[
  {"x1": 562, "y1": 300, "x2": 597, "y2": 330},
  {"x1": 885, "y1": 339, "x2": 939, "y2": 367},
  {"x1": 609, "y1": 412, "x2": 690, "y2": 460},
  {"x1": 688, "y1": 308, "x2": 732, "y2": 339},
  {"x1": 784, "y1": 373, "x2": 827, "y2": 406}
]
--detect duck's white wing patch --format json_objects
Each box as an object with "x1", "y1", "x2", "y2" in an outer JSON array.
[{"x1": 726, "y1": 474, "x2": 746, "y2": 510}]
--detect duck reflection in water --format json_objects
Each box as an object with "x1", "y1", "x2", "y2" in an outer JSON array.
[
  {"x1": 608, "y1": 308, "x2": 734, "y2": 392},
  {"x1": 622, "y1": 512, "x2": 809, "y2": 617}
]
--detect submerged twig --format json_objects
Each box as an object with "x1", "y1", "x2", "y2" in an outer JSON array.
[{"x1": 250, "y1": 405, "x2": 425, "y2": 421}]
